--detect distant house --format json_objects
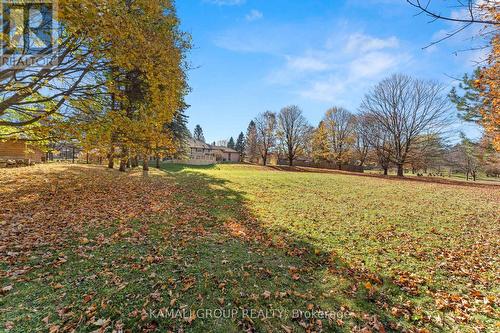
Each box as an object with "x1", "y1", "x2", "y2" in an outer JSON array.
[
  {"x1": 186, "y1": 138, "x2": 217, "y2": 165},
  {"x1": 211, "y1": 145, "x2": 240, "y2": 163},
  {"x1": 166, "y1": 138, "x2": 240, "y2": 165},
  {"x1": 0, "y1": 139, "x2": 44, "y2": 166}
]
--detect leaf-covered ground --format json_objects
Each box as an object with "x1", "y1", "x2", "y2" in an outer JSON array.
[{"x1": 0, "y1": 164, "x2": 498, "y2": 332}]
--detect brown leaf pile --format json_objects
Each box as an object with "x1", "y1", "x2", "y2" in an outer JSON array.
[{"x1": 0, "y1": 164, "x2": 179, "y2": 269}]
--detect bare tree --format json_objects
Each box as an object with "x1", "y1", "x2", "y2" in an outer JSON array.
[
  {"x1": 407, "y1": 134, "x2": 447, "y2": 174},
  {"x1": 353, "y1": 115, "x2": 370, "y2": 167},
  {"x1": 447, "y1": 137, "x2": 483, "y2": 181},
  {"x1": 360, "y1": 74, "x2": 451, "y2": 177},
  {"x1": 277, "y1": 105, "x2": 310, "y2": 166},
  {"x1": 323, "y1": 107, "x2": 356, "y2": 170},
  {"x1": 255, "y1": 111, "x2": 276, "y2": 166},
  {"x1": 406, "y1": 0, "x2": 499, "y2": 49},
  {"x1": 360, "y1": 114, "x2": 392, "y2": 175}
]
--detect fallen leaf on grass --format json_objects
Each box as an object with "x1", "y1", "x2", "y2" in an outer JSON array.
[
  {"x1": 48, "y1": 325, "x2": 59, "y2": 333},
  {"x1": 182, "y1": 277, "x2": 196, "y2": 291},
  {"x1": 184, "y1": 312, "x2": 196, "y2": 324},
  {"x1": 93, "y1": 318, "x2": 110, "y2": 327},
  {"x1": 1, "y1": 285, "x2": 13, "y2": 293}
]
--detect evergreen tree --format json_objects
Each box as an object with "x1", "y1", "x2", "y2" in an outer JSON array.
[
  {"x1": 235, "y1": 132, "x2": 245, "y2": 156},
  {"x1": 227, "y1": 137, "x2": 235, "y2": 149},
  {"x1": 245, "y1": 120, "x2": 258, "y2": 163},
  {"x1": 193, "y1": 125, "x2": 205, "y2": 142},
  {"x1": 449, "y1": 69, "x2": 485, "y2": 124},
  {"x1": 164, "y1": 106, "x2": 190, "y2": 159}
]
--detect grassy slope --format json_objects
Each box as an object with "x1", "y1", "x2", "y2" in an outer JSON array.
[{"x1": 1, "y1": 164, "x2": 498, "y2": 332}]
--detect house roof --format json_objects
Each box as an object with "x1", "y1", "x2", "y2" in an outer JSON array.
[
  {"x1": 187, "y1": 138, "x2": 239, "y2": 153},
  {"x1": 213, "y1": 146, "x2": 239, "y2": 153},
  {"x1": 187, "y1": 138, "x2": 212, "y2": 149}
]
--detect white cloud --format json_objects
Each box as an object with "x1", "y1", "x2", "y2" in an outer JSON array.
[
  {"x1": 299, "y1": 79, "x2": 347, "y2": 103},
  {"x1": 214, "y1": 23, "x2": 409, "y2": 106},
  {"x1": 264, "y1": 32, "x2": 408, "y2": 104},
  {"x1": 213, "y1": 24, "x2": 297, "y2": 54},
  {"x1": 344, "y1": 33, "x2": 399, "y2": 53},
  {"x1": 349, "y1": 51, "x2": 399, "y2": 78},
  {"x1": 204, "y1": 0, "x2": 245, "y2": 6},
  {"x1": 286, "y1": 55, "x2": 330, "y2": 71},
  {"x1": 246, "y1": 9, "x2": 263, "y2": 22}
]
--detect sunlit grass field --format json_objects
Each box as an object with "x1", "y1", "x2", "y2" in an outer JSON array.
[{"x1": 1, "y1": 163, "x2": 498, "y2": 332}]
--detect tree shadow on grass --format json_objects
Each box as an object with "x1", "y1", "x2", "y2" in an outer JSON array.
[
  {"x1": 0, "y1": 164, "x2": 473, "y2": 332},
  {"x1": 156, "y1": 166, "x2": 455, "y2": 332}
]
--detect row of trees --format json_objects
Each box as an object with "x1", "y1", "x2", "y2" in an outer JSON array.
[
  {"x1": 0, "y1": 0, "x2": 191, "y2": 171},
  {"x1": 241, "y1": 74, "x2": 499, "y2": 178}
]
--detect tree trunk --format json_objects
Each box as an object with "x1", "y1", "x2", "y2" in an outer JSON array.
[
  {"x1": 472, "y1": 171, "x2": 476, "y2": 181},
  {"x1": 156, "y1": 157, "x2": 160, "y2": 169},
  {"x1": 108, "y1": 156, "x2": 114, "y2": 169},
  {"x1": 126, "y1": 159, "x2": 131, "y2": 168},
  {"x1": 466, "y1": 171, "x2": 469, "y2": 181},
  {"x1": 143, "y1": 155, "x2": 149, "y2": 171},
  {"x1": 383, "y1": 167, "x2": 388, "y2": 176},
  {"x1": 119, "y1": 159, "x2": 127, "y2": 172},
  {"x1": 289, "y1": 157, "x2": 293, "y2": 166},
  {"x1": 131, "y1": 156, "x2": 139, "y2": 168},
  {"x1": 397, "y1": 164, "x2": 404, "y2": 177},
  {"x1": 108, "y1": 145, "x2": 115, "y2": 169},
  {"x1": 262, "y1": 154, "x2": 267, "y2": 166},
  {"x1": 86, "y1": 153, "x2": 89, "y2": 164}
]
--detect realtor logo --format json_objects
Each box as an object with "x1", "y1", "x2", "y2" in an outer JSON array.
[{"x1": 1, "y1": 0, "x2": 58, "y2": 66}]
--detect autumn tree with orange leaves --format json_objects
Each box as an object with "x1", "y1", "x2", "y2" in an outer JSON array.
[
  {"x1": 59, "y1": 0, "x2": 190, "y2": 171},
  {"x1": 475, "y1": 34, "x2": 499, "y2": 150}
]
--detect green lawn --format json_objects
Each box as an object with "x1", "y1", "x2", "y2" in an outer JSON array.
[{"x1": 1, "y1": 164, "x2": 498, "y2": 332}]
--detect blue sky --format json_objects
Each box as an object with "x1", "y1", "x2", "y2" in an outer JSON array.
[{"x1": 176, "y1": 0, "x2": 486, "y2": 143}]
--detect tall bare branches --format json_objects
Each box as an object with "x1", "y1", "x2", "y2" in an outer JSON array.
[
  {"x1": 277, "y1": 105, "x2": 310, "y2": 166},
  {"x1": 407, "y1": 0, "x2": 499, "y2": 26},
  {"x1": 360, "y1": 74, "x2": 451, "y2": 176},
  {"x1": 407, "y1": 0, "x2": 499, "y2": 49},
  {"x1": 323, "y1": 107, "x2": 356, "y2": 170},
  {"x1": 255, "y1": 111, "x2": 276, "y2": 166}
]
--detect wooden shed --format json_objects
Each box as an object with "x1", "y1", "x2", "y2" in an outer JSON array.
[{"x1": 0, "y1": 139, "x2": 44, "y2": 164}]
